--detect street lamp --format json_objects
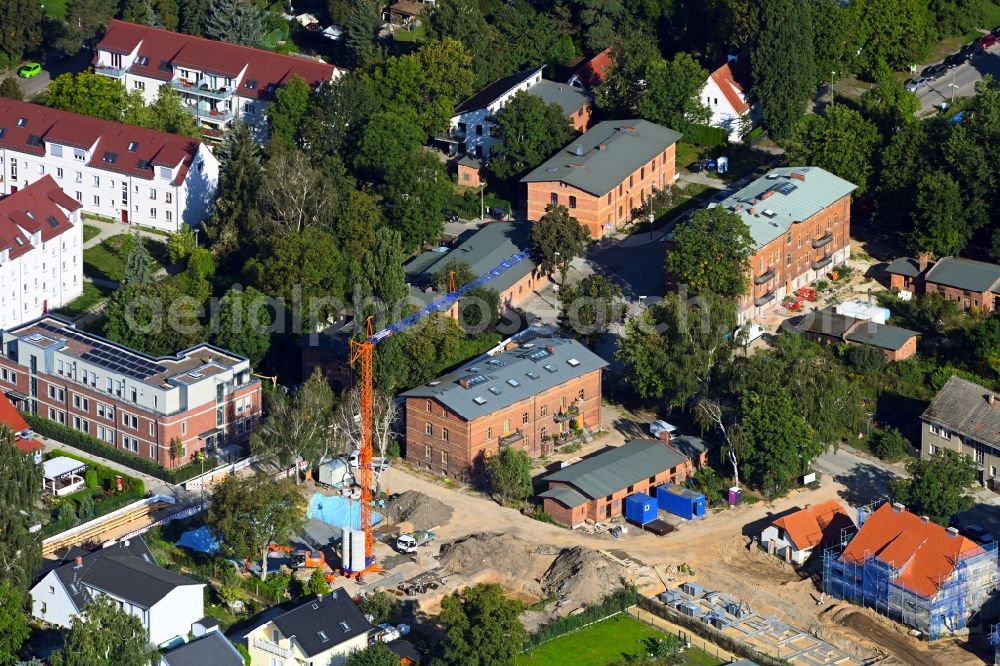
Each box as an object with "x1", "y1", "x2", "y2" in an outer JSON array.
[
  {"x1": 648, "y1": 198, "x2": 655, "y2": 240},
  {"x1": 950, "y1": 67, "x2": 959, "y2": 103}
]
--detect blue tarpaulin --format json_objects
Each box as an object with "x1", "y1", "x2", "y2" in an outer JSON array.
[
  {"x1": 176, "y1": 526, "x2": 221, "y2": 554},
  {"x1": 307, "y1": 493, "x2": 382, "y2": 530}
]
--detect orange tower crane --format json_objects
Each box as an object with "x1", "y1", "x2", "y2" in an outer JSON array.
[{"x1": 348, "y1": 318, "x2": 376, "y2": 570}]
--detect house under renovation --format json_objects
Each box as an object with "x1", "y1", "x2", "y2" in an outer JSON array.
[{"x1": 823, "y1": 501, "x2": 998, "y2": 639}]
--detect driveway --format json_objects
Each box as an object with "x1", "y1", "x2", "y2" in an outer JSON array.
[
  {"x1": 8, "y1": 49, "x2": 92, "y2": 99},
  {"x1": 916, "y1": 44, "x2": 1000, "y2": 113}
]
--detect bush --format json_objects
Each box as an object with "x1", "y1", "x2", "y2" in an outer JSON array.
[
  {"x1": 531, "y1": 506, "x2": 558, "y2": 524},
  {"x1": 358, "y1": 590, "x2": 394, "y2": 624},
  {"x1": 841, "y1": 344, "x2": 887, "y2": 375},
  {"x1": 58, "y1": 502, "x2": 76, "y2": 523},
  {"x1": 872, "y1": 428, "x2": 906, "y2": 460},
  {"x1": 26, "y1": 413, "x2": 214, "y2": 483},
  {"x1": 525, "y1": 586, "x2": 638, "y2": 649},
  {"x1": 684, "y1": 125, "x2": 728, "y2": 148},
  {"x1": 77, "y1": 493, "x2": 95, "y2": 520},
  {"x1": 234, "y1": 642, "x2": 251, "y2": 666},
  {"x1": 387, "y1": 439, "x2": 401, "y2": 459},
  {"x1": 83, "y1": 469, "x2": 99, "y2": 489}
]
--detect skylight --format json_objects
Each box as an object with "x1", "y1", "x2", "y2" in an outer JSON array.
[
  {"x1": 473, "y1": 396, "x2": 487, "y2": 405},
  {"x1": 488, "y1": 386, "x2": 502, "y2": 395},
  {"x1": 526, "y1": 371, "x2": 539, "y2": 380},
  {"x1": 567, "y1": 358, "x2": 580, "y2": 367},
  {"x1": 506, "y1": 378, "x2": 520, "y2": 387},
  {"x1": 16, "y1": 118, "x2": 26, "y2": 127},
  {"x1": 127, "y1": 141, "x2": 138, "y2": 152},
  {"x1": 543, "y1": 363, "x2": 557, "y2": 373},
  {"x1": 318, "y1": 630, "x2": 329, "y2": 642},
  {"x1": 528, "y1": 349, "x2": 550, "y2": 362},
  {"x1": 339, "y1": 622, "x2": 350, "y2": 632}
]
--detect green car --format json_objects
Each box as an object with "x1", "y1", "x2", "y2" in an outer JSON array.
[{"x1": 17, "y1": 63, "x2": 41, "y2": 78}]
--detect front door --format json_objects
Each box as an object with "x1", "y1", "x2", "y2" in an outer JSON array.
[
  {"x1": 121, "y1": 209, "x2": 128, "y2": 224},
  {"x1": 10, "y1": 186, "x2": 16, "y2": 193}
]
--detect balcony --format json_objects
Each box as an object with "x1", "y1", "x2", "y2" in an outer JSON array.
[
  {"x1": 253, "y1": 639, "x2": 292, "y2": 659},
  {"x1": 499, "y1": 429, "x2": 524, "y2": 446},
  {"x1": 754, "y1": 291, "x2": 776, "y2": 307},
  {"x1": 184, "y1": 104, "x2": 234, "y2": 124},
  {"x1": 171, "y1": 79, "x2": 236, "y2": 100},
  {"x1": 553, "y1": 405, "x2": 580, "y2": 423},
  {"x1": 812, "y1": 234, "x2": 833, "y2": 249},
  {"x1": 812, "y1": 255, "x2": 833, "y2": 270},
  {"x1": 94, "y1": 65, "x2": 126, "y2": 78},
  {"x1": 754, "y1": 268, "x2": 775, "y2": 285}
]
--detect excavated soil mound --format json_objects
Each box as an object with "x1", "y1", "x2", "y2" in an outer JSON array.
[
  {"x1": 438, "y1": 532, "x2": 535, "y2": 580},
  {"x1": 541, "y1": 546, "x2": 631, "y2": 611},
  {"x1": 383, "y1": 490, "x2": 454, "y2": 530}
]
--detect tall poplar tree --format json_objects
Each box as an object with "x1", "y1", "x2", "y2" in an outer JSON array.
[{"x1": 751, "y1": 0, "x2": 817, "y2": 139}]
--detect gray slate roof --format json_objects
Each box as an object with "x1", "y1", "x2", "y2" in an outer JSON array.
[
  {"x1": 50, "y1": 537, "x2": 199, "y2": 611},
  {"x1": 162, "y1": 632, "x2": 244, "y2": 666},
  {"x1": 267, "y1": 588, "x2": 372, "y2": 658},
  {"x1": 521, "y1": 120, "x2": 682, "y2": 196},
  {"x1": 539, "y1": 485, "x2": 588, "y2": 508},
  {"x1": 527, "y1": 79, "x2": 588, "y2": 116},
  {"x1": 402, "y1": 337, "x2": 607, "y2": 421},
  {"x1": 544, "y1": 440, "x2": 690, "y2": 500},
  {"x1": 845, "y1": 320, "x2": 919, "y2": 351},
  {"x1": 668, "y1": 435, "x2": 707, "y2": 459},
  {"x1": 408, "y1": 222, "x2": 534, "y2": 296},
  {"x1": 711, "y1": 167, "x2": 857, "y2": 249},
  {"x1": 885, "y1": 257, "x2": 920, "y2": 278},
  {"x1": 922, "y1": 375, "x2": 1000, "y2": 448},
  {"x1": 924, "y1": 257, "x2": 1000, "y2": 293},
  {"x1": 455, "y1": 67, "x2": 541, "y2": 114}
]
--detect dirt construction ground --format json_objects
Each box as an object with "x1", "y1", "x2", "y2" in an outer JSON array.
[{"x1": 377, "y1": 465, "x2": 993, "y2": 666}]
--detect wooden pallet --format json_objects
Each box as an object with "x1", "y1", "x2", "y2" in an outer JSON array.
[{"x1": 42, "y1": 500, "x2": 168, "y2": 557}]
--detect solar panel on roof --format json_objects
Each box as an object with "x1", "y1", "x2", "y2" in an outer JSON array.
[{"x1": 776, "y1": 182, "x2": 797, "y2": 195}]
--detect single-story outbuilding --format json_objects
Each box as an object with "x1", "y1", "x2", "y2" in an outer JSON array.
[
  {"x1": 760, "y1": 499, "x2": 853, "y2": 564},
  {"x1": 782, "y1": 308, "x2": 919, "y2": 361}
]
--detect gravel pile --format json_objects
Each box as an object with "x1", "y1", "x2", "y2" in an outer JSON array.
[{"x1": 383, "y1": 490, "x2": 454, "y2": 531}]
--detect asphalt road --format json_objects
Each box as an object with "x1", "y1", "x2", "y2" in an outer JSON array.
[
  {"x1": 8, "y1": 49, "x2": 91, "y2": 99},
  {"x1": 916, "y1": 44, "x2": 1000, "y2": 113}
]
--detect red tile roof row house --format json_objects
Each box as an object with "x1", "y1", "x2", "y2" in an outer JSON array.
[{"x1": 0, "y1": 99, "x2": 218, "y2": 232}]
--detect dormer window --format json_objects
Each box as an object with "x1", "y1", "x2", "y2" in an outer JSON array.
[
  {"x1": 127, "y1": 141, "x2": 138, "y2": 152},
  {"x1": 16, "y1": 118, "x2": 26, "y2": 127},
  {"x1": 135, "y1": 55, "x2": 150, "y2": 67}
]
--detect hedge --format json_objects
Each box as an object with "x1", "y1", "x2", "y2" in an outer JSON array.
[
  {"x1": 524, "y1": 586, "x2": 639, "y2": 649},
  {"x1": 685, "y1": 124, "x2": 729, "y2": 148},
  {"x1": 24, "y1": 413, "x2": 215, "y2": 484},
  {"x1": 49, "y1": 449, "x2": 144, "y2": 495}
]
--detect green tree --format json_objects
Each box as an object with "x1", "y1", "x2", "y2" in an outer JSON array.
[
  {"x1": 353, "y1": 109, "x2": 426, "y2": 181},
  {"x1": 49, "y1": 595, "x2": 153, "y2": 666},
  {"x1": 530, "y1": 204, "x2": 590, "y2": 278},
  {"x1": 665, "y1": 206, "x2": 754, "y2": 297},
  {"x1": 381, "y1": 149, "x2": 451, "y2": 252},
  {"x1": 335, "y1": 190, "x2": 381, "y2": 289},
  {"x1": 557, "y1": 274, "x2": 623, "y2": 345},
  {"x1": 46, "y1": 72, "x2": 127, "y2": 121},
  {"x1": 0, "y1": 0, "x2": 43, "y2": 62},
  {"x1": 741, "y1": 388, "x2": 815, "y2": 494},
  {"x1": 860, "y1": 67, "x2": 919, "y2": 134},
  {"x1": 362, "y1": 227, "x2": 408, "y2": 310},
  {"x1": 344, "y1": 0, "x2": 382, "y2": 69},
  {"x1": 145, "y1": 87, "x2": 200, "y2": 137},
  {"x1": 812, "y1": 0, "x2": 853, "y2": 82},
  {"x1": 850, "y1": 0, "x2": 930, "y2": 74},
  {"x1": 121, "y1": 0, "x2": 161, "y2": 25},
  {"x1": 167, "y1": 224, "x2": 198, "y2": 264},
  {"x1": 0, "y1": 580, "x2": 30, "y2": 665},
  {"x1": 212, "y1": 286, "x2": 272, "y2": 365},
  {"x1": 268, "y1": 76, "x2": 312, "y2": 151},
  {"x1": 205, "y1": 123, "x2": 263, "y2": 264},
  {"x1": 203, "y1": 0, "x2": 266, "y2": 46},
  {"x1": 207, "y1": 475, "x2": 306, "y2": 579},
  {"x1": 426, "y1": 0, "x2": 506, "y2": 89},
  {"x1": 485, "y1": 447, "x2": 533, "y2": 503},
  {"x1": 751, "y1": 0, "x2": 816, "y2": 138},
  {"x1": 636, "y1": 52, "x2": 711, "y2": 130},
  {"x1": 246, "y1": 227, "x2": 344, "y2": 324},
  {"x1": 169, "y1": 436, "x2": 186, "y2": 465},
  {"x1": 179, "y1": 0, "x2": 208, "y2": 34},
  {"x1": 616, "y1": 291, "x2": 738, "y2": 407},
  {"x1": 872, "y1": 428, "x2": 906, "y2": 460},
  {"x1": 967, "y1": 315, "x2": 1000, "y2": 377},
  {"x1": 909, "y1": 171, "x2": 969, "y2": 257},
  {"x1": 103, "y1": 281, "x2": 206, "y2": 355},
  {"x1": 890, "y1": 449, "x2": 977, "y2": 524},
  {"x1": 490, "y1": 92, "x2": 574, "y2": 179},
  {"x1": 689, "y1": 467, "x2": 726, "y2": 503},
  {"x1": 123, "y1": 234, "x2": 155, "y2": 286},
  {"x1": 56, "y1": 0, "x2": 118, "y2": 55},
  {"x1": 343, "y1": 643, "x2": 399, "y2": 666},
  {"x1": 303, "y1": 567, "x2": 330, "y2": 598},
  {"x1": 0, "y1": 78, "x2": 23, "y2": 101},
  {"x1": 595, "y1": 33, "x2": 661, "y2": 116},
  {"x1": 439, "y1": 583, "x2": 527, "y2": 666},
  {"x1": 358, "y1": 590, "x2": 394, "y2": 624},
  {"x1": 785, "y1": 105, "x2": 879, "y2": 194},
  {"x1": 434, "y1": 259, "x2": 477, "y2": 292}
]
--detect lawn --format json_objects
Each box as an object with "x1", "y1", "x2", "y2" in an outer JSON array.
[
  {"x1": 83, "y1": 234, "x2": 168, "y2": 283},
  {"x1": 52, "y1": 282, "x2": 112, "y2": 318},
  {"x1": 517, "y1": 615, "x2": 723, "y2": 666},
  {"x1": 40, "y1": 0, "x2": 67, "y2": 19},
  {"x1": 82, "y1": 224, "x2": 101, "y2": 243},
  {"x1": 394, "y1": 24, "x2": 427, "y2": 42}
]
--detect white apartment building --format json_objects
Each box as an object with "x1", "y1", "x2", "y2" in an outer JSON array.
[
  {"x1": 0, "y1": 99, "x2": 219, "y2": 232},
  {"x1": 0, "y1": 176, "x2": 83, "y2": 328},
  {"x1": 94, "y1": 19, "x2": 342, "y2": 138}
]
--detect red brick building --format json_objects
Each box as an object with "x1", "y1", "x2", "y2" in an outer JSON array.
[
  {"x1": 540, "y1": 437, "x2": 708, "y2": 527},
  {"x1": 401, "y1": 337, "x2": 607, "y2": 481},
  {"x1": 708, "y1": 168, "x2": 857, "y2": 322},
  {"x1": 783, "y1": 309, "x2": 919, "y2": 362},
  {"x1": 886, "y1": 254, "x2": 1000, "y2": 312},
  {"x1": 0, "y1": 316, "x2": 262, "y2": 467},
  {"x1": 522, "y1": 120, "x2": 681, "y2": 239}
]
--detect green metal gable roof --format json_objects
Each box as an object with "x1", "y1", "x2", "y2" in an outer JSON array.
[
  {"x1": 711, "y1": 167, "x2": 857, "y2": 249},
  {"x1": 413, "y1": 222, "x2": 534, "y2": 295},
  {"x1": 924, "y1": 257, "x2": 1000, "y2": 293},
  {"x1": 539, "y1": 485, "x2": 588, "y2": 508},
  {"x1": 845, "y1": 321, "x2": 919, "y2": 351},
  {"x1": 885, "y1": 256, "x2": 920, "y2": 278},
  {"x1": 401, "y1": 337, "x2": 607, "y2": 421},
  {"x1": 521, "y1": 120, "x2": 682, "y2": 196},
  {"x1": 543, "y1": 440, "x2": 687, "y2": 500}
]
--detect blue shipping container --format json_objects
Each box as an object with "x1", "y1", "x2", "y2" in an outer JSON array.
[
  {"x1": 624, "y1": 492, "x2": 657, "y2": 525},
  {"x1": 656, "y1": 483, "x2": 706, "y2": 521}
]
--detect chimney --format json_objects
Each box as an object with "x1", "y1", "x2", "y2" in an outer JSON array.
[
  {"x1": 545, "y1": 345, "x2": 555, "y2": 354},
  {"x1": 920, "y1": 515, "x2": 930, "y2": 523},
  {"x1": 804, "y1": 503, "x2": 812, "y2": 510},
  {"x1": 946, "y1": 526, "x2": 959, "y2": 538},
  {"x1": 74, "y1": 556, "x2": 83, "y2": 568},
  {"x1": 459, "y1": 378, "x2": 470, "y2": 389},
  {"x1": 891, "y1": 502, "x2": 904, "y2": 513},
  {"x1": 918, "y1": 252, "x2": 930, "y2": 273},
  {"x1": 598, "y1": 143, "x2": 606, "y2": 151},
  {"x1": 658, "y1": 430, "x2": 670, "y2": 445},
  {"x1": 748, "y1": 207, "x2": 756, "y2": 215},
  {"x1": 790, "y1": 172, "x2": 806, "y2": 181},
  {"x1": 760, "y1": 190, "x2": 776, "y2": 200},
  {"x1": 988, "y1": 393, "x2": 996, "y2": 407}
]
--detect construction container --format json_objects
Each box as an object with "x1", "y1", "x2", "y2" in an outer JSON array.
[
  {"x1": 624, "y1": 492, "x2": 657, "y2": 525},
  {"x1": 317, "y1": 458, "x2": 351, "y2": 487},
  {"x1": 835, "y1": 299, "x2": 890, "y2": 324},
  {"x1": 656, "y1": 483, "x2": 706, "y2": 521}
]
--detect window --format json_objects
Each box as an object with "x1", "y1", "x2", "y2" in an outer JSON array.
[
  {"x1": 75, "y1": 192, "x2": 82, "y2": 202},
  {"x1": 134, "y1": 81, "x2": 145, "y2": 90},
  {"x1": 106, "y1": 377, "x2": 113, "y2": 393},
  {"x1": 426, "y1": 400, "x2": 432, "y2": 413},
  {"x1": 243, "y1": 102, "x2": 254, "y2": 114},
  {"x1": 786, "y1": 233, "x2": 792, "y2": 245},
  {"x1": 550, "y1": 193, "x2": 558, "y2": 205},
  {"x1": 56, "y1": 167, "x2": 63, "y2": 179},
  {"x1": 38, "y1": 164, "x2": 44, "y2": 175},
  {"x1": 425, "y1": 444, "x2": 432, "y2": 460},
  {"x1": 929, "y1": 424, "x2": 951, "y2": 440},
  {"x1": 73, "y1": 149, "x2": 85, "y2": 162},
  {"x1": 9, "y1": 161, "x2": 15, "y2": 179},
  {"x1": 540, "y1": 426, "x2": 547, "y2": 439},
  {"x1": 485, "y1": 427, "x2": 492, "y2": 440},
  {"x1": 50, "y1": 144, "x2": 62, "y2": 157},
  {"x1": 425, "y1": 422, "x2": 433, "y2": 436},
  {"x1": 568, "y1": 195, "x2": 577, "y2": 209},
  {"x1": 130, "y1": 387, "x2": 137, "y2": 402},
  {"x1": 578, "y1": 389, "x2": 585, "y2": 400},
  {"x1": 92, "y1": 175, "x2": 100, "y2": 187},
  {"x1": 150, "y1": 208, "x2": 156, "y2": 219},
  {"x1": 786, "y1": 253, "x2": 792, "y2": 266},
  {"x1": 93, "y1": 195, "x2": 100, "y2": 206},
  {"x1": 522, "y1": 412, "x2": 529, "y2": 424},
  {"x1": 149, "y1": 188, "x2": 156, "y2": 200},
  {"x1": 441, "y1": 451, "x2": 448, "y2": 465},
  {"x1": 540, "y1": 405, "x2": 547, "y2": 417},
  {"x1": 475, "y1": 125, "x2": 483, "y2": 136},
  {"x1": 165, "y1": 191, "x2": 172, "y2": 204},
  {"x1": 216, "y1": 407, "x2": 224, "y2": 426},
  {"x1": 502, "y1": 419, "x2": 510, "y2": 433}
]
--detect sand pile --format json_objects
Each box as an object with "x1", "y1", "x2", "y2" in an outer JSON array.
[
  {"x1": 383, "y1": 490, "x2": 454, "y2": 530},
  {"x1": 438, "y1": 532, "x2": 535, "y2": 580},
  {"x1": 541, "y1": 546, "x2": 631, "y2": 611}
]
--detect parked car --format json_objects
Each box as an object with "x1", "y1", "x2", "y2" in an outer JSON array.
[
  {"x1": 17, "y1": 63, "x2": 41, "y2": 78},
  {"x1": 923, "y1": 63, "x2": 947, "y2": 80},
  {"x1": 945, "y1": 53, "x2": 965, "y2": 68},
  {"x1": 688, "y1": 161, "x2": 704, "y2": 173},
  {"x1": 978, "y1": 33, "x2": 998, "y2": 48},
  {"x1": 964, "y1": 525, "x2": 995, "y2": 544},
  {"x1": 962, "y1": 42, "x2": 983, "y2": 60},
  {"x1": 904, "y1": 76, "x2": 929, "y2": 92},
  {"x1": 649, "y1": 420, "x2": 678, "y2": 438}
]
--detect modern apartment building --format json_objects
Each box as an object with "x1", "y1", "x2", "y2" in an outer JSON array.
[
  {"x1": 0, "y1": 99, "x2": 218, "y2": 232},
  {"x1": 401, "y1": 337, "x2": 607, "y2": 480},
  {"x1": 0, "y1": 176, "x2": 84, "y2": 328},
  {"x1": 94, "y1": 20, "x2": 341, "y2": 136},
  {"x1": 522, "y1": 120, "x2": 681, "y2": 238},
  {"x1": 0, "y1": 316, "x2": 262, "y2": 467},
  {"x1": 921, "y1": 375, "x2": 1000, "y2": 489},
  {"x1": 710, "y1": 167, "x2": 857, "y2": 322}
]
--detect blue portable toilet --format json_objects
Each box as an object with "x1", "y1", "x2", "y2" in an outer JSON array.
[
  {"x1": 624, "y1": 492, "x2": 657, "y2": 525},
  {"x1": 656, "y1": 484, "x2": 706, "y2": 520}
]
